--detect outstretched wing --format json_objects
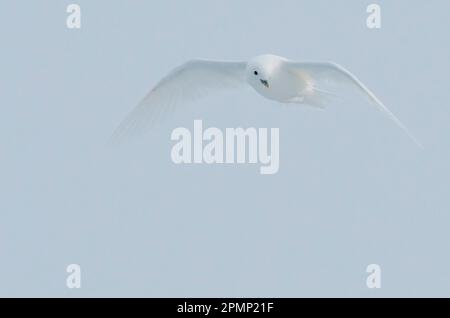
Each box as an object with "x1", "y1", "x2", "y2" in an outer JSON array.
[
  {"x1": 288, "y1": 61, "x2": 422, "y2": 148},
  {"x1": 112, "y1": 59, "x2": 247, "y2": 142}
]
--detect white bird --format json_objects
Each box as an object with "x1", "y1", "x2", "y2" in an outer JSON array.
[{"x1": 112, "y1": 54, "x2": 421, "y2": 147}]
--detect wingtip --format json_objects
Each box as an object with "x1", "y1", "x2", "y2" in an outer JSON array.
[{"x1": 414, "y1": 139, "x2": 425, "y2": 151}]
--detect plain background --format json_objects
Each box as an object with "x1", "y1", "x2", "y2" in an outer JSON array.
[{"x1": 0, "y1": 0, "x2": 449, "y2": 297}]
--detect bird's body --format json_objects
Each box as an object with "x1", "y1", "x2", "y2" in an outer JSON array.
[{"x1": 112, "y1": 54, "x2": 422, "y2": 147}]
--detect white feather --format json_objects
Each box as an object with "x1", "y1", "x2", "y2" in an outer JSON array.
[
  {"x1": 288, "y1": 61, "x2": 423, "y2": 148},
  {"x1": 112, "y1": 59, "x2": 246, "y2": 142}
]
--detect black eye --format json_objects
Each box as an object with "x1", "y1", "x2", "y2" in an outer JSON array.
[{"x1": 254, "y1": 71, "x2": 258, "y2": 75}]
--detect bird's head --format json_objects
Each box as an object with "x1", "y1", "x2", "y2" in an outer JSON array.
[
  {"x1": 246, "y1": 66, "x2": 269, "y2": 88},
  {"x1": 245, "y1": 54, "x2": 283, "y2": 90}
]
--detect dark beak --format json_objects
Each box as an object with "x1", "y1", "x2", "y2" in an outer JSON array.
[{"x1": 260, "y1": 79, "x2": 269, "y2": 88}]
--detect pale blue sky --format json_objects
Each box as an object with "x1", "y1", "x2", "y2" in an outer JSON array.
[{"x1": 0, "y1": 0, "x2": 449, "y2": 297}]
